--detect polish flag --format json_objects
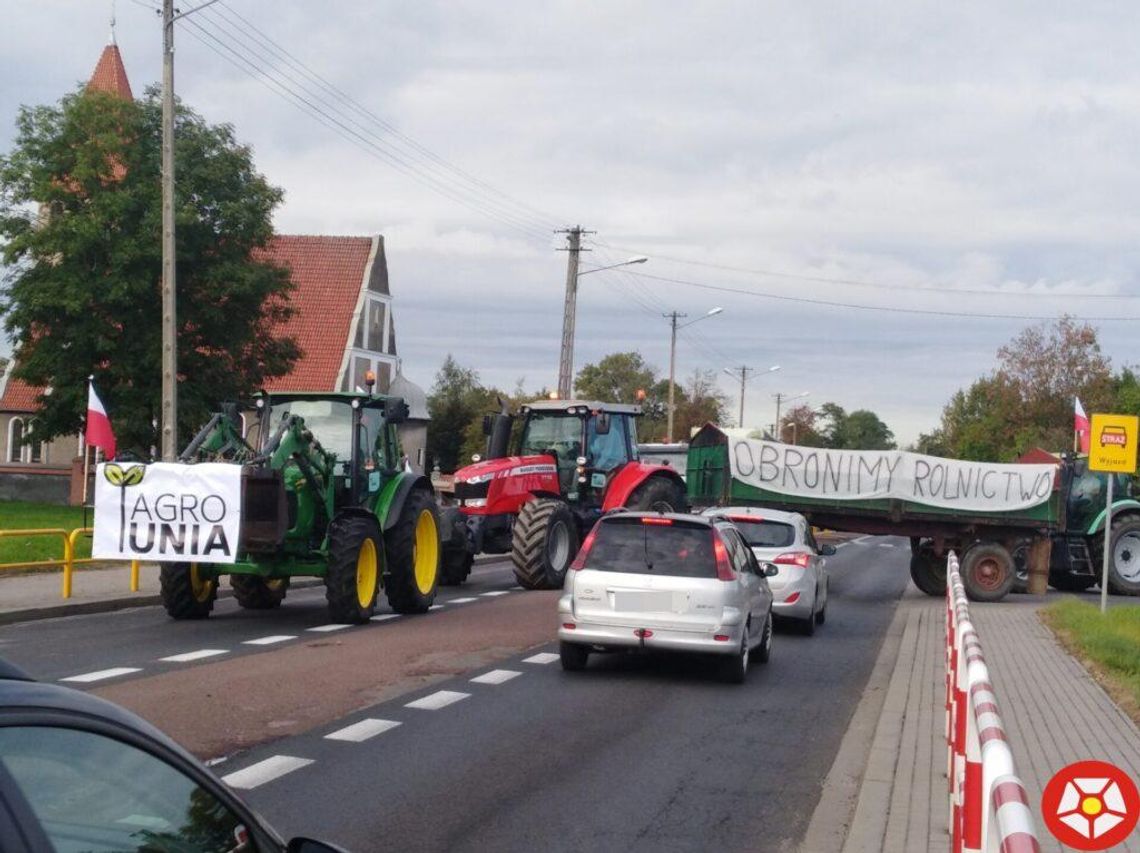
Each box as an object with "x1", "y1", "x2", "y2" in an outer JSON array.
[
  {"x1": 1074, "y1": 397, "x2": 1090, "y2": 454},
  {"x1": 86, "y1": 380, "x2": 116, "y2": 459}
]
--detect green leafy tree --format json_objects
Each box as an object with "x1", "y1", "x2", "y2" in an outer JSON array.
[
  {"x1": 426, "y1": 355, "x2": 483, "y2": 472},
  {"x1": 0, "y1": 87, "x2": 297, "y2": 454},
  {"x1": 672, "y1": 369, "x2": 727, "y2": 440},
  {"x1": 840, "y1": 410, "x2": 896, "y2": 449},
  {"x1": 780, "y1": 404, "x2": 825, "y2": 446},
  {"x1": 575, "y1": 351, "x2": 668, "y2": 438}
]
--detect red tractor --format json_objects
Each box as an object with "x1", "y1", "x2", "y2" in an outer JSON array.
[{"x1": 441, "y1": 399, "x2": 688, "y2": 589}]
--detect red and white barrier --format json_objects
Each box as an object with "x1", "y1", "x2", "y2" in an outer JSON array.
[{"x1": 945, "y1": 552, "x2": 1040, "y2": 853}]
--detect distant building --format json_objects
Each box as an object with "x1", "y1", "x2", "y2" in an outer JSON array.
[{"x1": 0, "y1": 39, "x2": 427, "y2": 502}]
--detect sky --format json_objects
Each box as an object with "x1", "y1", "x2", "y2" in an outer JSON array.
[{"x1": 4, "y1": 1, "x2": 1140, "y2": 446}]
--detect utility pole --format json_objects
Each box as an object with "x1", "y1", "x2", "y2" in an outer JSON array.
[
  {"x1": 725, "y1": 366, "x2": 752, "y2": 428},
  {"x1": 774, "y1": 392, "x2": 784, "y2": 442},
  {"x1": 556, "y1": 226, "x2": 592, "y2": 399},
  {"x1": 160, "y1": 0, "x2": 177, "y2": 461},
  {"x1": 665, "y1": 311, "x2": 686, "y2": 442}
]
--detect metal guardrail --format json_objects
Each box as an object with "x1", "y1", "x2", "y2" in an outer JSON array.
[
  {"x1": 945, "y1": 551, "x2": 1040, "y2": 853},
  {"x1": 0, "y1": 527, "x2": 140, "y2": 599}
]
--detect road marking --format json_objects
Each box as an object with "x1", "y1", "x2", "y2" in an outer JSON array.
[
  {"x1": 405, "y1": 690, "x2": 470, "y2": 710},
  {"x1": 878, "y1": 543, "x2": 894, "y2": 549},
  {"x1": 480, "y1": 590, "x2": 511, "y2": 597},
  {"x1": 428, "y1": 604, "x2": 445, "y2": 611},
  {"x1": 61, "y1": 667, "x2": 141, "y2": 683},
  {"x1": 324, "y1": 718, "x2": 402, "y2": 742},
  {"x1": 835, "y1": 542, "x2": 850, "y2": 548},
  {"x1": 522, "y1": 652, "x2": 560, "y2": 665},
  {"x1": 306, "y1": 624, "x2": 352, "y2": 633},
  {"x1": 221, "y1": 755, "x2": 313, "y2": 790},
  {"x1": 852, "y1": 535, "x2": 873, "y2": 544},
  {"x1": 512, "y1": 586, "x2": 526, "y2": 591},
  {"x1": 243, "y1": 635, "x2": 297, "y2": 646},
  {"x1": 160, "y1": 649, "x2": 228, "y2": 663},
  {"x1": 470, "y1": 669, "x2": 522, "y2": 685},
  {"x1": 448, "y1": 597, "x2": 478, "y2": 604},
  {"x1": 370, "y1": 614, "x2": 400, "y2": 622}
]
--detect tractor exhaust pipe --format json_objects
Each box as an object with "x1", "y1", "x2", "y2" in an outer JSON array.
[{"x1": 484, "y1": 398, "x2": 514, "y2": 461}]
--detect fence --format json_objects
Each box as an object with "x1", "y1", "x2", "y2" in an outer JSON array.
[
  {"x1": 0, "y1": 527, "x2": 140, "y2": 599},
  {"x1": 946, "y1": 551, "x2": 1040, "y2": 853}
]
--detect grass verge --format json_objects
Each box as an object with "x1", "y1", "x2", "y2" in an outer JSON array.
[
  {"x1": 0, "y1": 501, "x2": 92, "y2": 567},
  {"x1": 1041, "y1": 597, "x2": 1140, "y2": 726}
]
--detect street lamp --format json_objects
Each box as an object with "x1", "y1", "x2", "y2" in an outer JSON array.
[
  {"x1": 773, "y1": 391, "x2": 810, "y2": 443},
  {"x1": 666, "y1": 307, "x2": 722, "y2": 442},
  {"x1": 723, "y1": 364, "x2": 780, "y2": 428},
  {"x1": 557, "y1": 250, "x2": 648, "y2": 399}
]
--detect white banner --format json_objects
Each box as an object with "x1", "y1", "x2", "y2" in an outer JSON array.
[
  {"x1": 93, "y1": 462, "x2": 243, "y2": 563},
  {"x1": 728, "y1": 438, "x2": 1056, "y2": 513}
]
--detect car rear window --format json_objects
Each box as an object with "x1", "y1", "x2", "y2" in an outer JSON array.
[
  {"x1": 582, "y1": 518, "x2": 716, "y2": 578},
  {"x1": 729, "y1": 518, "x2": 796, "y2": 548}
]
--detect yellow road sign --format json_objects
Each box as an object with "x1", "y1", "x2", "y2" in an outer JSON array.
[{"x1": 1088, "y1": 413, "x2": 1139, "y2": 473}]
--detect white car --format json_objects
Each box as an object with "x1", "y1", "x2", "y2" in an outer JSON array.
[
  {"x1": 704, "y1": 507, "x2": 832, "y2": 634},
  {"x1": 557, "y1": 512, "x2": 776, "y2": 683}
]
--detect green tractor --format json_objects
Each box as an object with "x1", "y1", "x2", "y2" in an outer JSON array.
[{"x1": 160, "y1": 390, "x2": 458, "y2": 623}]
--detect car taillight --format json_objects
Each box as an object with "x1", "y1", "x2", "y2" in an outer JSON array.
[
  {"x1": 569, "y1": 525, "x2": 599, "y2": 571},
  {"x1": 713, "y1": 633, "x2": 731, "y2": 642},
  {"x1": 774, "y1": 552, "x2": 811, "y2": 568},
  {"x1": 641, "y1": 516, "x2": 673, "y2": 525},
  {"x1": 713, "y1": 533, "x2": 735, "y2": 581},
  {"x1": 784, "y1": 591, "x2": 801, "y2": 604},
  {"x1": 634, "y1": 628, "x2": 654, "y2": 638}
]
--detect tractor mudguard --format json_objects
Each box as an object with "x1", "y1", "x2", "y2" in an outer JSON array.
[
  {"x1": 376, "y1": 472, "x2": 434, "y2": 531},
  {"x1": 602, "y1": 464, "x2": 686, "y2": 512},
  {"x1": 1086, "y1": 500, "x2": 1140, "y2": 535}
]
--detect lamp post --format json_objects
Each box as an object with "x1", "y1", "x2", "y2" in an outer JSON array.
[
  {"x1": 773, "y1": 391, "x2": 810, "y2": 442},
  {"x1": 665, "y1": 307, "x2": 722, "y2": 441},
  {"x1": 556, "y1": 240, "x2": 646, "y2": 399},
  {"x1": 723, "y1": 364, "x2": 780, "y2": 428}
]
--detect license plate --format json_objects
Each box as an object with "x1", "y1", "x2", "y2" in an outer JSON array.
[{"x1": 613, "y1": 590, "x2": 676, "y2": 612}]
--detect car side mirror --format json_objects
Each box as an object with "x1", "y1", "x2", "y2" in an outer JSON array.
[
  {"x1": 821, "y1": 544, "x2": 837, "y2": 556},
  {"x1": 287, "y1": 838, "x2": 352, "y2": 853},
  {"x1": 761, "y1": 562, "x2": 779, "y2": 578},
  {"x1": 594, "y1": 412, "x2": 611, "y2": 435}
]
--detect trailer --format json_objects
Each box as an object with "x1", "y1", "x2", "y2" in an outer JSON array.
[{"x1": 686, "y1": 425, "x2": 1140, "y2": 602}]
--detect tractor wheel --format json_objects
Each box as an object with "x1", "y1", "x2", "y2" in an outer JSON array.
[
  {"x1": 230, "y1": 576, "x2": 289, "y2": 610},
  {"x1": 1088, "y1": 514, "x2": 1140, "y2": 596},
  {"x1": 159, "y1": 562, "x2": 218, "y2": 620},
  {"x1": 384, "y1": 489, "x2": 441, "y2": 613},
  {"x1": 961, "y1": 542, "x2": 1015, "y2": 602},
  {"x1": 625, "y1": 476, "x2": 687, "y2": 513},
  {"x1": 326, "y1": 514, "x2": 382, "y2": 623},
  {"x1": 1048, "y1": 574, "x2": 1098, "y2": 593},
  {"x1": 908, "y1": 541, "x2": 946, "y2": 597},
  {"x1": 512, "y1": 498, "x2": 579, "y2": 589},
  {"x1": 439, "y1": 548, "x2": 474, "y2": 586}
]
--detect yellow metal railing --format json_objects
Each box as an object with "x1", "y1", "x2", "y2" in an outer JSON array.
[{"x1": 0, "y1": 527, "x2": 140, "y2": 599}]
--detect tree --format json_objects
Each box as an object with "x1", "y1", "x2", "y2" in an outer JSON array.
[
  {"x1": 780, "y1": 404, "x2": 824, "y2": 446},
  {"x1": 672, "y1": 369, "x2": 727, "y2": 440},
  {"x1": 575, "y1": 351, "x2": 668, "y2": 438},
  {"x1": 426, "y1": 355, "x2": 483, "y2": 472},
  {"x1": 0, "y1": 87, "x2": 297, "y2": 454}
]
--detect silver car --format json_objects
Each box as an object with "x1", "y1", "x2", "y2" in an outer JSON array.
[
  {"x1": 704, "y1": 507, "x2": 832, "y2": 634},
  {"x1": 557, "y1": 512, "x2": 775, "y2": 683}
]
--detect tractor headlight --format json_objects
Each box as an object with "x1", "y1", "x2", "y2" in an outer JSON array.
[{"x1": 463, "y1": 498, "x2": 488, "y2": 508}]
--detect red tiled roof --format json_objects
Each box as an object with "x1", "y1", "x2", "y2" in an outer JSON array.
[
  {"x1": 0, "y1": 377, "x2": 41, "y2": 412},
  {"x1": 87, "y1": 43, "x2": 133, "y2": 100},
  {"x1": 259, "y1": 235, "x2": 372, "y2": 391}
]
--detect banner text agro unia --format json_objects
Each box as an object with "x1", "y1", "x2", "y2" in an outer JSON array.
[{"x1": 124, "y1": 492, "x2": 231, "y2": 557}]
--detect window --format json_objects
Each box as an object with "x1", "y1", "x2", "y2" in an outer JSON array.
[
  {"x1": 367, "y1": 298, "x2": 386, "y2": 351},
  {"x1": 7, "y1": 417, "x2": 23, "y2": 463},
  {"x1": 730, "y1": 519, "x2": 796, "y2": 549},
  {"x1": 582, "y1": 519, "x2": 717, "y2": 578},
  {"x1": 27, "y1": 418, "x2": 43, "y2": 464},
  {"x1": 0, "y1": 725, "x2": 256, "y2": 852}
]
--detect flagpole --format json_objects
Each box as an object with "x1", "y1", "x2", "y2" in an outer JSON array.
[{"x1": 82, "y1": 376, "x2": 93, "y2": 506}]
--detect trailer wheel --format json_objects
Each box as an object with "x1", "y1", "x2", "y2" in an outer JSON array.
[
  {"x1": 512, "y1": 498, "x2": 578, "y2": 589},
  {"x1": 1089, "y1": 513, "x2": 1140, "y2": 596},
  {"x1": 908, "y1": 542, "x2": 946, "y2": 597},
  {"x1": 625, "y1": 476, "x2": 687, "y2": 513},
  {"x1": 384, "y1": 488, "x2": 441, "y2": 613},
  {"x1": 961, "y1": 542, "x2": 1014, "y2": 602},
  {"x1": 230, "y1": 576, "x2": 289, "y2": 610},
  {"x1": 159, "y1": 562, "x2": 217, "y2": 620},
  {"x1": 1010, "y1": 539, "x2": 1030, "y2": 594},
  {"x1": 326, "y1": 514, "x2": 383, "y2": 623}
]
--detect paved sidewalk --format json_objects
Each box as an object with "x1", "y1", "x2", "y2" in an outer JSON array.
[
  {"x1": 804, "y1": 588, "x2": 1140, "y2": 853},
  {"x1": 0, "y1": 563, "x2": 163, "y2": 623}
]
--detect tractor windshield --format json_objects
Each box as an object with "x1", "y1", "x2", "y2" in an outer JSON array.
[
  {"x1": 587, "y1": 415, "x2": 632, "y2": 471},
  {"x1": 519, "y1": 413, "x2": 584, "y2": 460},
  {"x1": 266, "y1": 399, "x2": 355, "y2": 462}
]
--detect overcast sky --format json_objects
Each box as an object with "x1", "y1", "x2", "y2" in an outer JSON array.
[{"x1": 5, "y1": 1, "x2": 1140, "y2": 445}]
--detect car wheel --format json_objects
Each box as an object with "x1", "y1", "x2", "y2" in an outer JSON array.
[
  {"x1": 815, "y1": 587, "x2": 827, "y2": 625},
  {"x1": 722, "y1": 629, "x2": 750, "y2": 684},
  {"x1": 756, "y1": 613, "x2": 773, "y2": 664},
  {"x1": 560, "y1": 641, "x2": 589, "y2": 672},
  {"x1": 802, "y1": 588, "x2": 817, "y2": 636}
]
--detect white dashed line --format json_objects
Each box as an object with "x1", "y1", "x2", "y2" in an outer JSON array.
[
  {"x1": 522, "y1": 652, "x2": 560, "y2": 665},
  {"x1": 221, "y1": 755, "x2": 313, "y2": 790},
  {"x1": 512, "y1": 586, "x2": 526, "y2": 591},
  {"x1": 405, "y1": 690, "x2": 470, "y2": 710},
  {"x1": 852, "y1": 535, "x2": 873, "y2": 544},
  {"x1": 160, "y1": 649, "x2": 228, "y2": 663},
  {"x1": 306, "y1": 624, "x2": 352, "y2": 633},
  {"x1": 878, "y1": 543, "x2": 894, "y2": 549},
  {"x1": 428, "y1": 604, "x2": 445, "y2": 611},
  {"x1": 448, "y1": 597, "x2": 478, "y2": 604},
  {"x1": 60, "y1": 667, "x2": 142, "y2": 683},
  {"x1": 324, "y1": 718, "x2": 402, "y2": 742},
  {"x1": 470, "y1": 669, "x2": 522, "y2": 685},
  {"x1": 370, "y1": 614, "x2": 400, "y2": 622},
  {"x1": 480, "y1": 591, "x2": 511, "y2": 597},
  {"x1": 835, "y1": 542, "x2": 850, "y2": 548},
  {"x1": 243, "y1": 635, "x2": 297, "y2": 646}
]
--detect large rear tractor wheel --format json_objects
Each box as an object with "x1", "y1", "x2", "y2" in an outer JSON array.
[
  {"x1": 384, "y1": 489, "x2": 441, "y2": 613},
  {"x1": 326, "y1": 514, "x2": 382, "y2": 623},
  {"x1": 440, "y1": 548, "x2": 474, "y2": 586},
  {"x1": 512, "y1": 498, "x2": 578, "y2": 589},
  {"x1": 1088, "y1": 514, "x2": 1140, "y2": 596},
  {"x1": 961, "y1": 542, "x2": 1015, "y2": 602},
  {"x1": 908, "y1": 541, "x2": 946, "y2": 597},
  {"x1": 624, "y1": 476, "x2": 687, "y2": 513},
  {"x1": 160, "y1": 562, "x2": 218, "y2": 620},
  {"x1": 230, "y1": 576, "x2": 289, "y2": 610}
]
